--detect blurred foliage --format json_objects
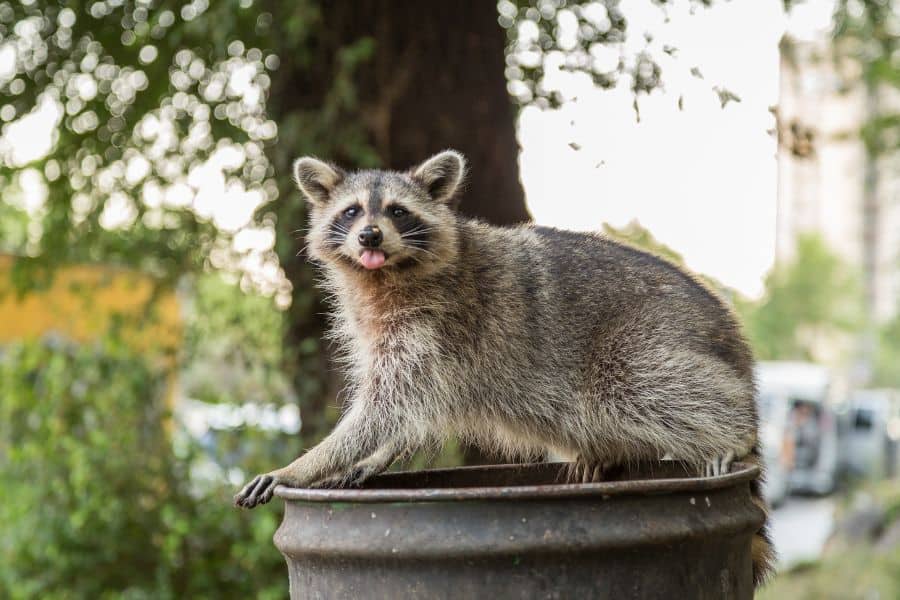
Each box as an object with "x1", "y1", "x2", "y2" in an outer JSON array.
[
  {"x1": 781, "y1": 0, "x2": 900, "y2": 382},
  {"x1": 603, "y1": 225, "x2": 872, "y2": 370},
  {"x1": 602, "y1": 219, "x2": 743, "y2": 302},
  {"x1": 737, "y1": 234, "x2": 865, "y2": 363},
  {"x1": 181, "y1": 273, "x2": 296, "y2": 406},
  {"x1": 758, "y1": 479, "x2": 900, "y2": 600},
  {"x1": 785, "y1": 1, "x2": 900, "y2": 151},
  {"x1": 817, "y1": 0, "x2": 900, "y2": 386},
  {"x1": 829, "y1": 0, "x2": 900, "y2": 156},
  {"x1": 609, "y1": 221, "x2": 880, "y2": 373},
  {"x1": 873, "y1": 310, "x2": 900, "y2": 388},
  {"x1": 0, "y1": 336, "x2": 285, "y2": 599},
  {"x1": 759, "y1": 543, "x2": 900, "y2": 599},
  {"x1": 603, "y1": 219, "x2": 685, "y2": 266},
  {"x1": 0, "y1": 0, "x2": 280, "y2": 289},
  {"x1": 500, "y1": 0, "x2": 725, "y2": 112}
]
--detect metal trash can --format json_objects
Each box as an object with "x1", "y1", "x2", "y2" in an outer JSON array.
[{"x1": 274, "y1": 461, "x2": 764, "y2": 599}]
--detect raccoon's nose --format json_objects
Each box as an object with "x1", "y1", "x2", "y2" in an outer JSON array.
[{"x1": 358, "y1": 225, "x2": 383, "y2": 248}]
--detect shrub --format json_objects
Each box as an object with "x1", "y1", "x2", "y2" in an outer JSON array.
[{"x1": 0, "y1": 336, "x2": 287, "y2": 599}]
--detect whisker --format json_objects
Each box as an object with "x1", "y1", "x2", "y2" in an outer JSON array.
[
  {"x1": 407, "y1": 245, "x2": 440, "y2": 260},
  {"x1": 400, "y1": 228, "x2": 435, "y2": 237}
]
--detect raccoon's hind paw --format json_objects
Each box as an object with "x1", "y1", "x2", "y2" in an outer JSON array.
[
  {"x1": 309, "y1": 474, "x2": 345, "y2": 489},
  {"x1": 703, "y1": 451, "x2": 735, "y2": 478},
  {"x1": 311, "y1": 463, "x2": 385, "y2": 489},
  {"x1": 564, "y1": 457, "x2": 617, "y2": 484}
]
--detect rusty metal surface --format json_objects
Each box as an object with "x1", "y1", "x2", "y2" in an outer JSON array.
[
  {"x1": 274, "y1": 460, "x2": 759, "y2": 503},
  {"x1": 273, "y1": 461, "x2": 764, "y2": 600}
]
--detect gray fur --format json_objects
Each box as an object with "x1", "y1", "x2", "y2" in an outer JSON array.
[
  {"x1": 293, "y1": 157, "x2": 345, "y2": 207},
  {"x1": 236, "y1": 151, "x2": 774, "y2": 586},
  {"x1": 410, "y1": 149, "x2": 466, "y2": 203}
]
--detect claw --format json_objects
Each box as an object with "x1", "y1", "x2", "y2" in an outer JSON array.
[
  {"x1": 347, "y1": 465, "x2": 371, "y2": 486},
  {"x1": 234, "y1": 473, "x2": 279, "y2": 509},
  {"x1": 703, "y1": 451, "x2": 735, "y2": 478},
  {"x1": 720, "y1": 450, "x2": 735, "y2": 474},
  {"x1": 565, "y1": 457, "x2": 613, "y2": 484}
]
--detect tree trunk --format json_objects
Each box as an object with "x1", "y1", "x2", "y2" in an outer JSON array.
[
  {"x1": 353, "y1": 0, "x2": 530, "y2": 225},
  {"x1": 269, "y1": 1, "x2": 530, "y2": 454}
]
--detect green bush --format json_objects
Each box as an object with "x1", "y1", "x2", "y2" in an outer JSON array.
[
  {"x1": 758, "y1": 481, "x2": 900, "y2": 600},
  {"x1": 0, "y1": 336, "x2": 287, "y2": 600}
]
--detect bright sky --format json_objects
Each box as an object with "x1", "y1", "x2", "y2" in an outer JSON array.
[{"x1": 519, "y1": 0, "x2": 833, "y2": 298}]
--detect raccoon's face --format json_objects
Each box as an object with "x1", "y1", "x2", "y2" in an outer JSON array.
[{"x1": 295, "y1": 151, "x2": 464, "y2": 274}]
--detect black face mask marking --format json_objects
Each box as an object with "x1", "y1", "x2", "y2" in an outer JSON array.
[
  {"x1": 326, "y1": 204, "x2": 362, "y2": 249},
  {"x1": 392, "y1": 209, "x2": 430, "y2": 252}
]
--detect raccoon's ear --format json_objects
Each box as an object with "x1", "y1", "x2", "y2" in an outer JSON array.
[
  {"x1": 410, "y1": 150, "x2": 466, "y2": 204},
  {"x1": 293, "y1": 157, "x2": 345, "y2": 207}
]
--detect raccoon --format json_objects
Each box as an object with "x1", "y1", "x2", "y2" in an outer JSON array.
[{"x1": 234, "y1": 150, "x2": 775, "y2": 586}]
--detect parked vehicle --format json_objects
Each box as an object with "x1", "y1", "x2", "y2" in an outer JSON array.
[
  {"x1": 756, "y1": 361, "x2": 839, "y2": 496},
  {"x1": 755, "y1": 389, "x2": 792, "y2": 507},
  {"x1": 841, "y1": 389, "x2": 900, "y2": 479}
]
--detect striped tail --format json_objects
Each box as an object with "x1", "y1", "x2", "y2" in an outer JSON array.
[{"x1": 744, "y1": 444, "x2": 776, "y2": 587}]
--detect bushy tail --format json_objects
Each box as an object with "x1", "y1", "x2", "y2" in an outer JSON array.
[{"x1": 744, "y1": 445, "x2": 776, "y2": 587}]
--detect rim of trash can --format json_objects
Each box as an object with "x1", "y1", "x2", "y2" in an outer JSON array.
[{"x1": 274, "y1": 461, "x2": 759, "y2": 504}]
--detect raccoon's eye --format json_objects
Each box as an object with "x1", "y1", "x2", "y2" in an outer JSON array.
[
  {"x1": 391, "y1": 206, "x2": 408, "y2": 218},
  {"x1": 343, "y1": 206, "x2": 360, "y2": 218}
]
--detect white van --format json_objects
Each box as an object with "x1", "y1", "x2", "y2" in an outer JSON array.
[
  {"x1": 756, "y1": 388, "x2": 792, "y2": 506},
  {"x1": 755, "y1": 361, "x2": 839, "y2": 496},
  {"x1": 841, "y1": 389, "x2": 900, "y2": 479}
]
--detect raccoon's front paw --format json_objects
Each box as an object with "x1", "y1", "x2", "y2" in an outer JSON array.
[
  {"x1": 703, "y1": 451, "x2": 735, "y2": 477},
  {"x1": 234, "y1": 472, "x2": 288, "y2": 509}
]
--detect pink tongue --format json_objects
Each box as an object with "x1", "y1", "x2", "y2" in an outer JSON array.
[{"x1": 360, "y1": 249, "x2": 386, "y2": 270}]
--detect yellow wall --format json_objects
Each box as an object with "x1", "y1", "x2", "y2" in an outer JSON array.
[{"x1": 0, "y1": 254, "x2": 181, "y2": 353}]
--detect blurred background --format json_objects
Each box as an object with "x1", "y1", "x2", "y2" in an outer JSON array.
[{"x1": 0, "y1": 0, "x2": 898, "y2": 598}]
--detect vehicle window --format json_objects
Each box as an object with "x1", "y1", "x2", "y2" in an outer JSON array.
[{"x1": 854, "y1": 409, "x2": 874, "y2": 431}]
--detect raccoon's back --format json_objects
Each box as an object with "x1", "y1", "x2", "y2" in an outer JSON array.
[{"x1": 525, "y1": 226, "x2": 754, "y2": 381}]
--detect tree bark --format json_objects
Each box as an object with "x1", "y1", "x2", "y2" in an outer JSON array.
[{"x1": 355, "y1": 0, "x2": 530, "y2": 225}]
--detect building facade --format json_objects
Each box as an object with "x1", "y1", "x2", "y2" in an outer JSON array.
[{"x1": 777, "y1": 35, "x2": 900, "y2": 324}]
